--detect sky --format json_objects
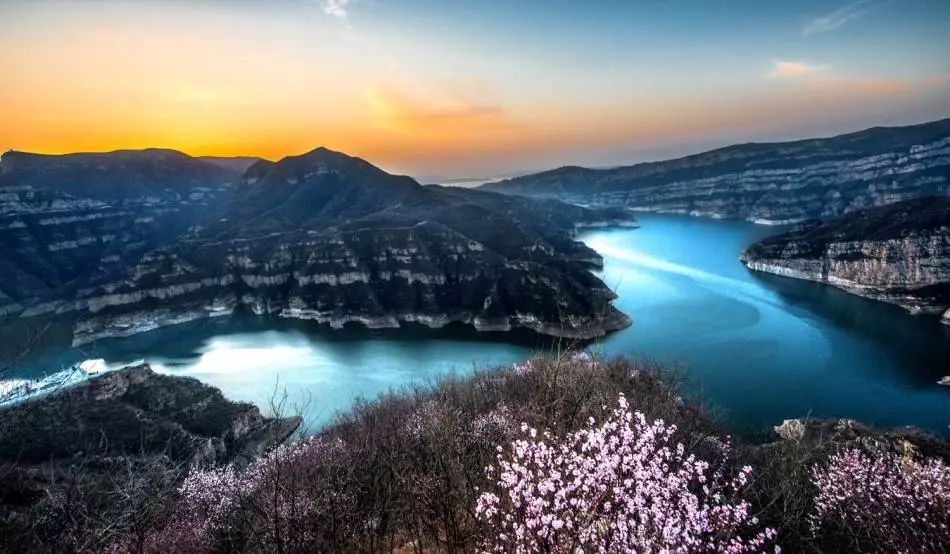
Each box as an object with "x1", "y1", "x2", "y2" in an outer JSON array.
[{"x1": 1, "y1": 0, "x2": 949, "y2": 181}]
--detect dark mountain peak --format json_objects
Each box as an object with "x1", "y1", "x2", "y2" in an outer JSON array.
[
  {"x1": 224, "y1": 147, "x2": 428, "y2": 231},
  {"x1": 246, "y1": 146, "x2": 414, "y2": 192},
  {"x1": 108, "y1": 147, "x2": 190, "y2": 158},
  {"x1": 1, "y1": 147, "x2": 214, "y2": 171},
  {"x1": 280, "y1": 146, "x2": 381, "y2": 175},
  {"x1": 0, "y1": 148, "x2": 239, "y2": 199}
]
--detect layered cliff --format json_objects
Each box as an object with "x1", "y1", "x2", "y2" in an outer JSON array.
[
  {"x1": 0, "y1": 149, "x2": 240, "y2": 317},
  {"x1": 0, "y1": 147, "x2": 634, "y2": 344},
  {"x1": 740, "y1": 196, "x2": 950, "y2": 322},
  {"x1": 481, "y1": 119, "x2": 950, "y2": 223}
]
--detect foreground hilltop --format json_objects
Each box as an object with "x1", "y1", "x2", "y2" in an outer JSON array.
[
  {"x1": 2, "y1": 354, "x2": 947, "y2": 553},
  {"x1": 0, "y1": 147, "x2": 634, "y2": 346},
  {"x1": 482, "y1": 118, "x2": 950, "y2": 223},
  {"x1": 741, "y1": 196, "x2": 950, "y2": 322}
]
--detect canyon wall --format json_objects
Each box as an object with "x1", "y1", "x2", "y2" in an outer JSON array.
[
  {"x1": 482, "y1": 119, "x2": 950, "y2": 223},
  {"x1": 740, "y1": 196, "x2": 950, "y2": 322}
]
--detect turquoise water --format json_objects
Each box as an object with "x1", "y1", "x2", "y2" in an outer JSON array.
[
  {"x1": 590, "y1": 214, "x2": 949, "y2": 435},
  {"x1": 5, "y1": 213, "x2": 949, "y2": 435}
]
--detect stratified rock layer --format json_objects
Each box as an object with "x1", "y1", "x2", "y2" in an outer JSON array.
[
  {"x1": 0, "y1": 149, "x2": 240, "y2": 315},
  {"x1": 740, "y1": 196, "x2": 950, "y2": 321},
  {"x1": 481, "y1": 119, "x2": 950, "y2": 223},
  {"x1": 0, "y1": 147, "x2": 634, "y2": 344}
]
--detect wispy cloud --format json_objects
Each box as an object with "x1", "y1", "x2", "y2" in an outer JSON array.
[
  {"x1": 321, "y1": 0, "x2": 353, "y2": 20},
  {"x1": 804, "y1": 0, "x2": 882, "y2": 35},
  {"x1": 765, "y1": 59, "x2": 912, "y2": 96},
  {"x1": 767, "y1": 60, "x2": 830, "y2": 78},
  {"x1": 368, "y1": 82, "x2": 513, "y2": 134}
]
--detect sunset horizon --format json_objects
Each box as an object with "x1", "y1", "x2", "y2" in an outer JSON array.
[
  {"x1": 3, "y1": 0, "x2": 949, "y2": 180},
  {"x1": 3, "y1": 2, "x2": 950, "y2": 552}
]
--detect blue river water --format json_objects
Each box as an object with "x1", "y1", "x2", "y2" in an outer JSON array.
[{"x1": 5, "y1": 213, "x2": 949, "y2": 435}]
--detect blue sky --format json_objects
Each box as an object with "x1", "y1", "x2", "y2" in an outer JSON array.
[{"x1": 1, "y1": 0, "x2": 948, "y2": 179}]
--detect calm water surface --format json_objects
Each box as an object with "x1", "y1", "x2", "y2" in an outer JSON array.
[{"x1": 7, "y1": 213, "x2": 949, "y2": 435}]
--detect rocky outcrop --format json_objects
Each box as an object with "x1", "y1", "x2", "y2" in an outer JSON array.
[
  {"x1": 763, "y1": 417, "x2": 950, "y2": 461},
  {"x1": 0, "y1": 364, "x2": 300, "y2": 467},
  {"x1": 740, "y1": 196, "x2": 950, "y2": 320},
  {"x1": 0, "y1": 147, "x2": 634, "y2": 344},
  {"x1": 481, "y1": 119, "x2": 950, "y2": 223}
]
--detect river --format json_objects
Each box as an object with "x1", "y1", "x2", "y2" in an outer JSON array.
[{"x1": 5, "y1": 213, "x2": 948, "y2": 436}]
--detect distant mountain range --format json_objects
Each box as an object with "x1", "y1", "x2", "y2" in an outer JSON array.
[
  {"x1": 481, "y1": 119, "x2": 950, "y2": 224},
  {"x1": 3, "y1": 118, "x2": 949, "y2": 343},
  {"x1": 0, "y1": 147, "x2": 634, "y2": 346}
]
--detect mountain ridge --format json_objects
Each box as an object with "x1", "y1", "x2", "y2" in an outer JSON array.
[
  {"x1": 481, "y1": 118, "x2": 950, "y2": 223},
  {"x1": 0, "y1": 145, "x2": 635, "y2": 346}
]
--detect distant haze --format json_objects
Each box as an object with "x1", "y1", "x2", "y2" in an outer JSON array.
[{"x1": 2, "y1": 0, "x2": 949, "y2": 180}]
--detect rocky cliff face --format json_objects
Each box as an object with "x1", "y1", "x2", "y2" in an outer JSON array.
[
  {"x1": 740, "y1": 197, "x2": 950, "y2": 322},
  {"x1": 0, "y1": 149, "x2": 240, "y2": 317},
  {"x1": 481, "y1": 119, "x2": 950, "y2": 223},
  {"x1": 0, "y1": 147, "x2": 634, "y2": 344},
  {"x1": 0, "y1": 364, "x2": 300, "y2": 466}
]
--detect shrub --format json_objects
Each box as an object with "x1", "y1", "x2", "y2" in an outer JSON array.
[
  {"x1": 126, "y1": 436, "x2": 357, "y2": 553},
  {"x1": 809, "y1": 447, "x2": 950, "y2": 553},
  {"x1": 475, "y1": 393, "x2": 778, "y2": 553}
]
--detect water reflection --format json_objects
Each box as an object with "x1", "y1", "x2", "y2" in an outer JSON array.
[
  {"x1": 584, "y1": 214, "x2": 949, "y2": 435},
  {"x1": 4, "y1": 213, "x2": 948, "y2": 436}
]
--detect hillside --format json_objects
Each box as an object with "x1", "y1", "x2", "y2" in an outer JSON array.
[
  {"x1": 481, "y1": 119, "x2": 950, "y2": 223},
  {"x1": 2, "y1": 353, "x2": 946, "y2": 553},
  {"x1": 0, "y1": 147, "x2": 635, "y2": 345}
]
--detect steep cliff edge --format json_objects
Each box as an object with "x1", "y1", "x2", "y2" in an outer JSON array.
[
  {"x1": 481, "y1": 119, "x2": 950, "y2": 223},
  {"x1": 0, "y1": 147, "x2": 634, "y2": 344},
  {"x1": 0, "y1": 364, "x2": 300, "y2": 466},
  {"x1": 740, "y1": 196, "x2": 950, "y2": 322}
]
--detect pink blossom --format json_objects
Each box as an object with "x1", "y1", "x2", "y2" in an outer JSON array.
[
  {"x1": 810, "y1": 447, "x2": 950, "y2": 552},
  {"x1": 476, "y1": 394, "x2": 777, "y2": 553}
]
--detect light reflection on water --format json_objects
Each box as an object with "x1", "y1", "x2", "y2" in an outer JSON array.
[
  {"x1": 4, "y1": 213, "x2": 949, "y2": 436},
  {"x1": 586, "y1": 214, "x2": 949, "y2": 436}
]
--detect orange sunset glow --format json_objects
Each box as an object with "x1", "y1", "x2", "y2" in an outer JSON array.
[{"x1": 2, "y1": 0, "x2": 948, "y2": 179}]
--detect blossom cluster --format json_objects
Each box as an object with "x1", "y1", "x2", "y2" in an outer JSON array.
[
  {"x1": 119, "y1": 435, "x2": 354, "y2": 553},
  {"x1": 403, "y1": 399, "x2": 442, "y2": 440},
  {"x1": 471, "y1": 403, "x2": 517, "y2": 444},
  {"x1": 810, "y1": 447, "x2": 950, "y2": 552},
  {"x1": 475, "y1": 394, "x2": 777, "y2": 553},
  {"x1": 511, "y1": 351, "x2": 598, "y2": 377}
]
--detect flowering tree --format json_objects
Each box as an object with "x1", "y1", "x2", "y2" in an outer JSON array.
[
  {"x1": 810, "y1": 448, "x2": 950, "y2": 552},
  {"x1": 475, "y1": 394, "x2": 777, "y2": 553},
  {"x1": 112, "y1": 436, "x2": 355, "y2": 553}
]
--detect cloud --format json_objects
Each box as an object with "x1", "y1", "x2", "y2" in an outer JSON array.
[
  {"x1": 804, "y1": 0, "x2": 882, "y2": 35},
  {"x1": 321, "y1": 0, "x2": 352, "y2": 20},
  {"x1": 765, "y1": 60, "x2": 913, "y2": 96},
  {"x1": 368, "y1": 83, "x2": 513, "y2": 135},
  {"x1": 767, "y1": 60, "x2": 829, "y2": 79}
]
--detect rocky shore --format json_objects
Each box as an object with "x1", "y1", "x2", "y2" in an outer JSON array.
[{"x1": 740, "y1": 196, "x2": 950, "y2": 322}]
